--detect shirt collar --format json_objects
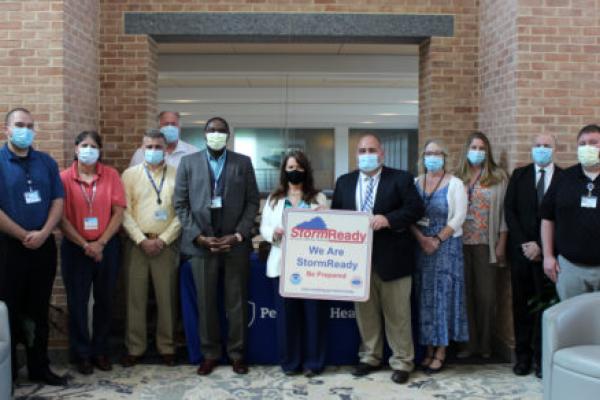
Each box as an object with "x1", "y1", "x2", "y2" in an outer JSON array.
[
  {"x1": 4, "y1": 143, "x2": 36, "y2": 161},
  {"x1": 71, "y1": 161, "x2": 104, "y2": 182},
  {"x1": 359, "y1": 167, "x2": 382, "y2": 182},
  {"x1": 534, "y1": 162, "x2": 554, "y2": 175},
  {"x1": 208, "y1": 149, "x2": 227, "y2": 162}
]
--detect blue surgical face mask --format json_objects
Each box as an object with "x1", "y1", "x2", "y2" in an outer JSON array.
[
  {"x1": 160, "y1": 125, "x2": 179, "y2": 144},
  {"x1": 78, "y1": 147, "x2": 100, "y2": 165},
  {"x1": 358, "y1": 154, "x2": 380, "y2": 173},
  {"x1": 144, "y1": 149, "x2": 164, "y2": 165},
  {"x1": 10, "y1": 127, "x2": 35, "y2": 149},
  {"x1": 424, "y1": 155, "x2": 444, "y2": 172},
  {"x1": 467, "y1": 149, "x2": 486, "y2": 166},
  {"x1": 531, "y1": 146, "x2": 553, "y2": 167}
]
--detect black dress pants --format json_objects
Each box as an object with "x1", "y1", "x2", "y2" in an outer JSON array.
[
  {"x1": 0, "y1": 235, "x2": 57, "y2": 377},
  {"x1": 510, "y1": 251, "x2": 545, "y2": 365}
]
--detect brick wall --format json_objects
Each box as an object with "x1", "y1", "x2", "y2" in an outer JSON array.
[
  {"x1": 479, "y1": 0, "x2": 520, "y2": 358},
  {"x1": 98, "y1": 0, "x2": 480, "y2": 172},
  {"x1": 513, "y1": 0, "x2": 600, "y2": 169},
  {"x1": 0, "y1": 0, "x2": 65, "y2": 162}
]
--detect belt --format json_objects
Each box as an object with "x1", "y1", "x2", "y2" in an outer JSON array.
[{"x1": 144, "y1": 233, "x2": 159, "y2": 239}]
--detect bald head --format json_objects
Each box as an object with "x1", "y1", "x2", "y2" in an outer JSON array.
[{"x1": 533, "y1": 134, "x2": 557, "y2": 148}]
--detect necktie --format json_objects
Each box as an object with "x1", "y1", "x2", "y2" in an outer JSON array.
[
  {"x1": 362, "y1": 177, "x2": 375, "y2": 212},
  {"x1": 537, "y1": 169, "x2": 545, "y2": 206}
]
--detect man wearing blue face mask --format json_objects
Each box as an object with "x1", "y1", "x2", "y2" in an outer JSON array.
[
  {"x1": 129, "y1": 111, "x2": 198, "y2": 169},
  {"x1": 120, "y1": 129, "x2": 182, "y2": 367},
  {"x1": 0, "y1": 108, "x2": 66, "y2": 386},
  {"x1": 504, "y1": 133, "x2": 561, "y2": 378},
  {"x1": 331, "y1": 134, "x2": 424, "y2": 384}
]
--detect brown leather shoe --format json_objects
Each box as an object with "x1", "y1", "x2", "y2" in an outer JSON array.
[
  {"x1": 197, "y1": 358, "x2": 218, "y2": 375},
  {"x1": 93, "y1": 355, "x2": 113, "y2": 371},
  {"x1": 232, "y1": 359, "x2": 249, "y2": 375},
  {"x1": 120, "y1": 354, "x2": 141, "y2": 368},
  {"x1": 162, "y1": 354, "x2": 177, "y2": 367}
]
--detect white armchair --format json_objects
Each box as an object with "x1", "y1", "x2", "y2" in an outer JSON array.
[
  {"x1": 543, "y1": 292, "x2": 600, "y2": 400},
  {"x1": 0, "y1": 301, "x2": 12, "y2": 400}
]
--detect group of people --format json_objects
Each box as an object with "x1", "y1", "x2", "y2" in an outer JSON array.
[{"x1": 1, "y1": 106, "x2": 599, "y2": 388}]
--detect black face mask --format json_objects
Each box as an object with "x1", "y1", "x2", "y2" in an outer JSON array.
[{"x1": 286, "y1": 170, "x2": 306, "y2": 185}]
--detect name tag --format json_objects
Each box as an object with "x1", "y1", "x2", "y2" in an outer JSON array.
[
  {"x1": 154, "y1": 209, "x2": 168, "y2": 221},
  {"x1": 24, "y1": 190, "x2": 41, "y2": 204},
  {"x1": 417, "y1": 217, "x2": 430, "y2": 227},
  {"x1": 210, "y1": 196, "x2": 223, "y2": 209},
  {"x1": 581, "y1": 195, "x2": 597, "y2": 208},
  {"x1": 84, "y1": 217, "x2": 99, "y2": 231}
]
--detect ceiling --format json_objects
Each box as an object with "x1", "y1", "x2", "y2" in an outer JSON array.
[{"x1": 157, "y1": 47, "x2": 419, "y2": 129}]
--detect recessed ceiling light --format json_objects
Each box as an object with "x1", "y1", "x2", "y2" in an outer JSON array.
[
  {"x1": 360, "y1": 121, "x2": 375, "y2": 124},
  {"x1": 165, "y1": 99, "x2": 198, "y2": 104},
  {"x1": 376, "y1": 113, "x2": 400, "y2": 116},
  {"x1": 401, "y1": 100, "x2": 419, "y2": 104}
]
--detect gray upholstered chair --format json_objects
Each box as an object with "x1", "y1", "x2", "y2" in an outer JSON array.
[
  {"x1": 543, "y1": 292, "x2": 600, "y2": 400},
  {"x1": 0, "y1": 301, "x2": 12, "y2": 400}
]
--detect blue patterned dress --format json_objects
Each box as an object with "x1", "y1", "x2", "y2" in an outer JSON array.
[{"x1": 415, "y1": 184, "x2": 469, "y2": 346}]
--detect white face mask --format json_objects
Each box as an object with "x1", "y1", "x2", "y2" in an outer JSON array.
[
  {"x1": 578, "y1": 145, "x2": 600, "y2": 168},
  {"x1": 206, "y1": 131, "x2": 228, "y2": 151}
]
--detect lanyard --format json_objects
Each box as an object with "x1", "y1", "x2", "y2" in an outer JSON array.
[
  {"x1": 16, "y1": 158, "x2": 34, "y2": 191},
  {"x1": 79, "y1": 181, "x2": 97, "y2": 214},
  {"x1": 207, "y1": 153, "x2": 226, "y2": 197},
  {"x1": 468, "y1": 169, "x2": 483, "y2": 202},
  {"x1": 423, "y1": 172, "x2": 445, "y2": 209},
  {"x1": 144, "y1": 165, "x2": 166, "y2": 205}
]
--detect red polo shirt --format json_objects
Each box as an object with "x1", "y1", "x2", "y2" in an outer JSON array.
[{"x1": 60, "y1": 161, "x2": 126, "y2": 241}]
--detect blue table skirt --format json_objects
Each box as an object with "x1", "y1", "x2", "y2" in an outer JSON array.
[{"x1": 180, "y1": 252, "x2": 422, "y2": 365}]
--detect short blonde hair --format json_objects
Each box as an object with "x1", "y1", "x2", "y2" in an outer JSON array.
[{"x1": 418, "y1": 138, "x2": 449, "y2": 175}]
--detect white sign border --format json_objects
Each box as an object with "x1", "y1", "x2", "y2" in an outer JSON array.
[{"x1": 279, "y1": 208, "x2": 373, "y2": 302}]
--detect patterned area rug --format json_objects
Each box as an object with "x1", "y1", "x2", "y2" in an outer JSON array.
[{"x1": 14, "y1": 364, "x2": 542, "y2": 400}]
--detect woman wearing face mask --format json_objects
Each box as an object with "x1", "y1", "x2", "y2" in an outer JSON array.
[
  {"x1": 59, "y1": 131, "x2": 126, "y2": 375},
  {"x1": 455, "y1": 131, "x2": 508, "y2": 360},
  {"x1": 259, "y1": 150, "x2": 328, "y2": 377},
  {"x1": 410, "y1": 139, "x2": 469, "y2": 373}
]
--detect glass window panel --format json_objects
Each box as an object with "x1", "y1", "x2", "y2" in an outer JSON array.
[
  {"x1": 234, "y1": 128, "x2": 334, "y2": 194},
  {"x1": 348, "y1": 129, "x2": 418, "y2": 176}
]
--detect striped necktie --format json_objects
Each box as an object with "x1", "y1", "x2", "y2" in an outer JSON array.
[{"x1": 362, "y1": 176, "x2": 375, "y2": 212}]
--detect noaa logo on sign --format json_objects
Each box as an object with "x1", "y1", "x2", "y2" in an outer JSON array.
[
  {"x1": 290, "y1": 273, "x2": 302, "y2": 285},
  {"x1": 351, "y1": 276, "x2": 362, "y2": 287}
]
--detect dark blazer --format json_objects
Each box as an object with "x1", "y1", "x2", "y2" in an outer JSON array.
[
  {"x1": 331, "y1": 166, "x2": 424, "y2": 281},
  {"x1": 174, "y1": 149, "x2": 260, "y2": 257},
  {"x1": 504, "y1": 163, "x2": 562, "y2": 261}
]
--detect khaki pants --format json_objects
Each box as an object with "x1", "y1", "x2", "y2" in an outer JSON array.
[
  {"x1": 463, "y1": 244, "x2": 496, "y2": 355},
  {"x1": 125, "y1": 241, "x2": 179, "y2": 356},
  {"x1": 355, "y1": 272, "x2": 414, "y2": 372}
]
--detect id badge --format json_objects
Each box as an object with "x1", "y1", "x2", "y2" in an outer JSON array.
[
  {"x1": 24, "y1": 190, "x2": 41, "y2": 204},
  {"x1": 154, "y1": 209, "x2": 168, "y2": 221},
  {"x1": 84, "y1": 217, "x2": 99, "y2": 231},
  {"x1": 417, "y1": 217, "x2": 430, "y2": 227},
  {"x1": 210, "y1": 196, "x2": 223, "y2": 209},
  {"x1": 581, "y1": 195, "x2": 597, "y2": 208}
]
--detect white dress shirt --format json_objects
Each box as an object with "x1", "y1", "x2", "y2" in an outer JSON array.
[
  {"x1": 535, "y1": 162, "x2": 555, "y2": 193},
  {"x1": 355, "y1": 169, "x2": 382, "y2": 212}
]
